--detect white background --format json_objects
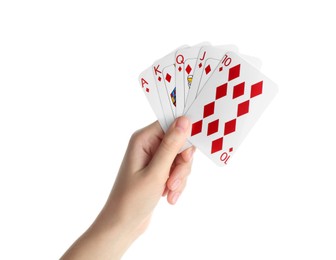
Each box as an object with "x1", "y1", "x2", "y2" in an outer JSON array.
[{"x1": 1, "y1": 1, "x2": 335, "y2": 259}]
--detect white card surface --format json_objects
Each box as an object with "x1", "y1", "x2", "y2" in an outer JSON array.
[
  {"x1": 175, "y1": 42, "x2": 210, "y2": 118},
  {"x1": 184, "y1": 45, "x2": 239, "y2": 113},
  {"x1": 139, "y1": 67, "x2": 168, "y2": 131},
  {"x1": 185, "y1": 52, "x2": 278, "y2": 166},
  {"x1": 152, "y1": 51, "x2": 179, "y2": 127},
  {"x1": 139, "y1": 44, "x2": 278, "y2": 166}
]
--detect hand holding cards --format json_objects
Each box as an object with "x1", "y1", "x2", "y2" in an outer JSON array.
[{"x1": 139, "y1": 43, "x2": 278, "y2": 166}]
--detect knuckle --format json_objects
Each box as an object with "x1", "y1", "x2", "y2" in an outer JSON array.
[
  {"x1": 129, "y1": 129, "x2": 144, "y2": 147},
  {"x1": 160, "y1": 137, "x2": 175, "y2": 152},
  {"x1": 161, "y1": 130, "x2": 184, "y2": 152}
]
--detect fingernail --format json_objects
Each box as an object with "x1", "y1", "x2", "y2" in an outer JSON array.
[
  {"x1": 171, "y1": 192, "x2": 180, "y2": 205},
  {"x1": 185, "y1": 146, "x2": 196, "y2": 162},
  {"x1": 170, "y1": 179, "x2": 181, "y2": 191},
  {"x1": 175, "y1": 117, "x2": 190, "y2": 132},
  {"x1": 189, "y1": 147, "x2": 196, "y2": 159}
]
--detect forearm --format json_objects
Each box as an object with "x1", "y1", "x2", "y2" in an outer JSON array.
[{"x1": 61, "y1": 206, "x2": 136, "y2": 260}]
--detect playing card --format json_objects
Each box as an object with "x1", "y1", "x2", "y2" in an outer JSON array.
[
  {"x1": 162, "y1": 64, "x2": 177, "y2": 116},
  {"x1": 240, "y1": 54, "x2": 263, "y2": 70},
  {"x1": 184, "y1": 45, "x2": 239, "y2": 113},
  {"x1": 139, "y1": 67, "x2": 168, "y2": 131},
  {"x1": 153, "y1": 46, "x2": 187, "y2": 127},
  {"x1": 175, "y1": 42, "x2": 210, "y2": 117},
  {"x1": 185, "y1": 51, "x2": 278, "y2": 166},
  {"x1": 184, "y1": 46, "x2": 263, "y2": 113},
  {"x1": 193, "y1": 52, "x2": 263, "y2": 104}
]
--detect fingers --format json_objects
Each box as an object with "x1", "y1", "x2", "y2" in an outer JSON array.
[
  {"x1": 165, "y1": 147, "x2": 195, "y2": 205},
  {"x1": 130, "y1": 121, "x2": 164, "y2": 152},
  {"x1": 167, "y1": 172, "x2": 188, "y2": 205},
  {"x1": 122, "y1": 121, "x2": 165, "y2": 173},
  {"x1": 142, "y1": 121, "x2": 165, "y2": 139},
  {"x1": 180, "y1": 146, "x2": 196, "y2": 163},
  {"x1": 148, "y1": 116, "x2": 191, "y2": 180}
]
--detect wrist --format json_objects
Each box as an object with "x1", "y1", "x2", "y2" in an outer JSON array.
[{"x1": 89, "y1": 203, "x2": 141, "y2": 258}]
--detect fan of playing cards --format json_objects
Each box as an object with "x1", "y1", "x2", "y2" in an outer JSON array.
[{"x1": 139, "y1": 43, "x2": 278, "y2": 166}]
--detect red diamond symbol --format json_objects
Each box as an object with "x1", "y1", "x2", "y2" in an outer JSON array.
[
  {"x1": 219, "y1": 67, "x2": 223, "y2": 72},
  {"x1": 165, "y1": 73, "x2": 171, "y2": 83},
  {"x1": 158, "y1": 77, "x2": 162, "y2": 81},
  {"x1": 211, "y1": 137, "x2": 223, "y2": 154},
  {"x1": 228, "y1": 64, "x2": 240, "y2": 81},
  {"x1": 232, "y1": 82, "x2": 245, "y2": 99},
  {"x1": 185, "y1": 64, "x2": 192, "y2": 75},
  {"x1": 203, "y1": 101, "x2": 215, "y2": 118},
  {"x1": 250, "y1": 81, "x2": 263, "y2": 98},
  {"x1": 207, "y1": 119, "x2": 219, "y2": 136},
  {"x1": 237, "y1": 100, "x2": 250, "y2": 117},
  {"x1": 224, "y1": 119, "x2": 236, "y2": 136},
  {"x1": 191, "y1": 120, "x2": 203, "y2": 136},
  {"x1": 198, "y1": 62, "x2": 202, "y2": 68},
  {"x1": 146, "y1": 88, "x2": 149, "y2": 93},
  {"x1": 229, "y1": 147, "x2": 233, "y2": 152},
  {"x1": 205, "y1": 65, "x2": 211, "y2": 75},
  {"x1": 216, "y1": 83, "x2": 228, "y2": 100},
  {"x1": 178, "y1": 66, "x2": 182, "y2": 72}
]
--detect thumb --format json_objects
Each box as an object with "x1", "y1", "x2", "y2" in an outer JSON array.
[{"x1": 148, "y1": 116, "x2": 191, "y2": 176}]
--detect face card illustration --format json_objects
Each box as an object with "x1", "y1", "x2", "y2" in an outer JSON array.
[
  {"x1": 185, "y1": 52, "x2": 278, "y2": 166},
  {"x1": 175, "y1": 42, "x2": 210, "y2": 117},
  {"x1": 139, "y1": 67, "x2": 168, "y2": 131},
  {"x1": 152, "y1": 50, "x2": 180, "y2": 127},
  {"x1": 184, "y1": 45, "x2": 238, "y2": 113}
]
